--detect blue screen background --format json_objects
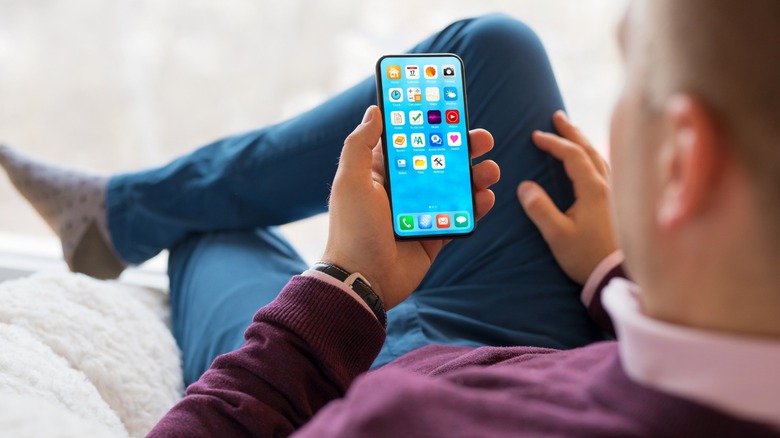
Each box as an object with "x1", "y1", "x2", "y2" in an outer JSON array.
[{"x1": 378, "y1": 55, "x2": 474, "y2": 237}]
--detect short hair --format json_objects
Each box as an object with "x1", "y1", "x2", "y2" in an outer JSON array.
[{"x1": 642, "y1": 0, "x2": 780, "y2": 236}]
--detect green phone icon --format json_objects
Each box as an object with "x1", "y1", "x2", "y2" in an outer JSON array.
[
  {"x1": 399, "y1": 215, "x2": 414, "y2": 231},
  {"x1": 454, "y1": 213, "x2": 470, "y2": 228}
]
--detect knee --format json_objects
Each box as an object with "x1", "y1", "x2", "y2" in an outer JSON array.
[{"x1": 457, "y1": 14, "x2": 549, "y2": 64}]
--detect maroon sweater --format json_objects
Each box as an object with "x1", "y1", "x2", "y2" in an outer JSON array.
[{"x1": 148, "y1": 276, "x2": 778, "y2": 437}]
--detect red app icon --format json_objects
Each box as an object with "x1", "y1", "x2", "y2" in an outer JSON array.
[
  {"x1": 436, "y1": 214, "x2": 451, "y2": 228},
  {"x1": 446, "y1": 110, "x2": 460, "y2": 124}
]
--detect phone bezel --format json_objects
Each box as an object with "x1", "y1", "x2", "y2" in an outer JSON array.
[{"x1": 375, "y1": 53, "x2": 476, "y2": 241}]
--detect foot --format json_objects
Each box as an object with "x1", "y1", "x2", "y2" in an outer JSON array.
[{"x1": 0, "y1": 145, "x2": 127, "y2": 279}]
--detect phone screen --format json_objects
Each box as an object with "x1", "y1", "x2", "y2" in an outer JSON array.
[{"x1": 376, "y1": 54, "x2": 475, "y2": 239}]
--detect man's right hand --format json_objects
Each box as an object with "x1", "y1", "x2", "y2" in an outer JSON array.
[{"x1": 517, "y1": 110, "x2": 619, "y2": 285}]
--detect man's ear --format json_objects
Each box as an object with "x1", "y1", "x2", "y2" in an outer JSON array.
[{"x1": 656, "y1": 95, "x2": 726, "y2": 230}]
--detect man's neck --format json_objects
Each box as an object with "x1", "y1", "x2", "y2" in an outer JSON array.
[{"x1": 639, "y1": 264, "x2": 780, "y2": 340}]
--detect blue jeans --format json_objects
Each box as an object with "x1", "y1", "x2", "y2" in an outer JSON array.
[{"x1": 107, "y1": 14, "x2": 607, "y2": 386}]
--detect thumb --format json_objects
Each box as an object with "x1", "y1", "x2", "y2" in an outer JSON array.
[
  {"x1": 337, "y1": 106, "x2": 383, "y2": 180},
  {"x1": 517, "y1": 181, "x2": 570, "y2": 243}
]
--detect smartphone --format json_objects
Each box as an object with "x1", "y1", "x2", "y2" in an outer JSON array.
[{"x1": 376, "y1": 53, "x2": 475, "y2": 239}]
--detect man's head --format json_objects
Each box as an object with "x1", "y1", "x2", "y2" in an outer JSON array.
[{"x1": 610, "y1": 0, "x2": 780, "y2": 335}]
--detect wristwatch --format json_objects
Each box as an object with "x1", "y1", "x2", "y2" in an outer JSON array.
[{"x1": 312, "y1": 262, "x2": 387, "y2": 328}]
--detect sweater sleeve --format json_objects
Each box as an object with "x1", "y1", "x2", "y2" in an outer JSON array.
[
  {"x1": 580, "y1": 250, "x2": 629, "y2": 337},
  {"x1": 147, "y1": 275, "x2": 386, "y2": 438}
]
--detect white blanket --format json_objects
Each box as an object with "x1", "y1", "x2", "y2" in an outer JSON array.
[{"x1": 0, "y1": 273, "x2": 183, "y2": 437}]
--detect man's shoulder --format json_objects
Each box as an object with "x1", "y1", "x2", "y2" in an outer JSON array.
[
  {"x1": 310, "y1": 342, "x2": 644, "y2": 436},
  {"x1": 344, "y1": 342, "x2": 780, "y2": 437}
]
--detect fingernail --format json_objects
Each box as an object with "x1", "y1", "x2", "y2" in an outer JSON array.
[
  {"x1": 362, "y1": 106, "x2": 374, "y2": 123},
  {"x1": 556, "y1": 109, "x2": 568, "y2": 119},
  {"x1": 517, "y1": 182, "x2": 536, "y2": 201}
]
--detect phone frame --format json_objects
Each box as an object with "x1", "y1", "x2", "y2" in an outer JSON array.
[{"x1": 375, "y1": 53, "x2": 476, "y2": 241}]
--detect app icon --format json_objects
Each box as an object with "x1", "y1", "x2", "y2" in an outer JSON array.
[
  {"x1": 405, "y1": 65, "x2": 420, "y2": 80},
  {"x1": 409, "y1": 110, "x2": 424, "y2": 125},
  {"x1": 442, "y1": 65, "x2": 456, "y2": 78},
  {"x1": 411, "y1": 133, "x2": 426, "y2": 148},
  {"x1": 392, "y1": 133, "x2": 407, "y2": 148},
  {"x1": 387, "y1": 65, "x2": 402, "y2": 80},
  {"x1": 413, "y1": 155, "x2": 427, "y2": 170},
  {"x1": 429, "y1": 132, "x2": 443, "y2": 146},
  {"x1": 399, "y1": 215, "x2": 414, "y2": 231},
  {"x1": 425, "y1": 87, "x2": 440, "y2": 102},
  {"x1": 427, "y1": 110, "x2": 442, "y2": 124},
  {"x1": 436, "y1": 214, "x2": 450, "y2": 228},
  {"x1": 454, "y1": 213, "x2": 470, "y2": 228},
  {"x1": 389, "y1": 88, "x2": 403, "y2": 102},
  {"x1": 418, "y1": 214, "x2": 433, "y2": 229},
  {"x1": 424, "y1": 65, "x2": 438, "y2": 79},
  {"x1": 446, "y1": 110, "x2": 460, "y2": 124},
  {"x1": 391, "y1": 111, "x2": 405, "y2": 126},
  {"x1": 447, "y1": 132, "x2": 462, "y2": 147},
  {"x1": 407, "y1": 87, "x2": 422, "y2": 102},
  {"x1": 431, "y1": 154, "x2": 445, "y2": 169},
  {"x1": 395, "y1": 158, "x2": 407, "y2": 170},
  {"x1": 443, "y1": 87, "x2": 458, "y2": 101}
]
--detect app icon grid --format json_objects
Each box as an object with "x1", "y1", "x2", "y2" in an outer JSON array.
[{"x1": 381, "y1": 56, "x2": 473, "y2": 236}]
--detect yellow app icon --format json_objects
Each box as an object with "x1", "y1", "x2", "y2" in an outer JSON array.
[
  {"x1": 387, "y1": 65, "x2": 402, "y2": 80},
  {"x1": 392, "y1": 134, "x2": 407, "y2": 148},
  {"x1": 413, "y1": 155, "x2": 427, "y2": 170}
]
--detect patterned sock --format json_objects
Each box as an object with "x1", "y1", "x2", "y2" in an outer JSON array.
[{"x1": 0, "y1": 145, "x2": 126, "y2": 279}]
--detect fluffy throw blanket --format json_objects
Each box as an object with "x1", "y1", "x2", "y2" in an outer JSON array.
[{"x1": 0, "y1": 273, "x2": 183, "y2": 437}]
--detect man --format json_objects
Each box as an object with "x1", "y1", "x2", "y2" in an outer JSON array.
[
  {"x1": 2, "y1": 13, "x2": 609, "y2": 388},
  {"x1": 145, "y1": 0, "x2": 778, "y2": 435},
  {"x1": 2, "y1": 0, "x2": 778, "y2": 435}
]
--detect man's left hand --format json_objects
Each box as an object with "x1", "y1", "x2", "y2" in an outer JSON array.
[{"x1": 322, "y1": 106, "x2": 500, "y2": 310}]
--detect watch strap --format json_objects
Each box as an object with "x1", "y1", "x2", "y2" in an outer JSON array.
[{"x1": 312, "y1": 262, "x2": 387, "y2": 328}]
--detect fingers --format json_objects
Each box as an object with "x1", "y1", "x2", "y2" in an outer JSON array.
[
  {"x1": 532, "y1": 130, "x2": 600, "y2": 195},
  {"x1": 552, "y1": 111, "x2": 609, "y2": 178},
  {"x1": 337, "y1": 106, "x2": 384, "y2": 181},
  {"x1": 532, "y1": 130, "x2": 609, "y2": 201},
  {"x1": 468, "y1": 129, "x2": 494, "y2": 159},
  {"x1": 470, "y1": 150, "x2": 499, "y2": 222},
  {"x1": 473, "y1": 188, "x2": 495, "y2": 222},
  {"x1": 371, "y1": 141, "x2": 385, "y2": 184},
  {"x1": 517, "y1": 181, "x2": 571, "y2": 244},
  {"x1": 471, "y1": 159, "x2": 500, "y2": 190}
]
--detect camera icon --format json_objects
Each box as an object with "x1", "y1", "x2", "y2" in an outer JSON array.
[{"x1": 442, "y1": 65, "x2": 456, "y2": 78}]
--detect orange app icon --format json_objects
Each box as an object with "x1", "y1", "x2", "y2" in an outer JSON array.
[
  {"x1": 392, "y1": 134, "x2": 407, "y2": 148},
  {"x1": 436, "y1": 214, "x2": 450, "y2": 228},
  {"x1": 387, "y1": 65, "x2": 402, "y2": 80}
]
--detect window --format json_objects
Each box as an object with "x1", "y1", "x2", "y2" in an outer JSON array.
[{"x1": 0, "y1": 0, "x2": 624, "y2": 265}]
